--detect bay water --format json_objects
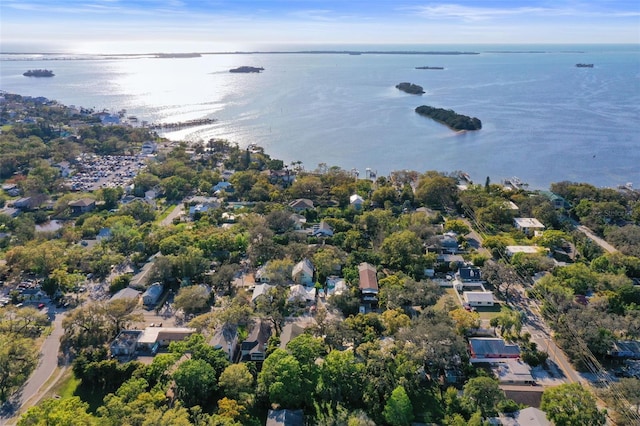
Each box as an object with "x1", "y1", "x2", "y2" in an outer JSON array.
[{"x1": 1, "y1": 44, "x2": 639, "y2": 190}]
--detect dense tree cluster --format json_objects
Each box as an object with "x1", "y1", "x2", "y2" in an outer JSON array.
[{"x1": 415, "y1": 105, "x2": 482, "y2": 131}]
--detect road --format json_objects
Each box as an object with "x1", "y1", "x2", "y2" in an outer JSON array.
[
  {"x1": 1, "y1": 308, "x2": 67, "y2": 423},
  {"x1": 160, "y1": 202, "x2": 184, "y2": 227},
  {"x1": 576, "y1": 225, "x2": 618, "y2": 254}
]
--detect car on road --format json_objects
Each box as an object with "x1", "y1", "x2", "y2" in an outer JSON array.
[{"x1": 38, "y1": 303, "x2": 46, "y2": 310}]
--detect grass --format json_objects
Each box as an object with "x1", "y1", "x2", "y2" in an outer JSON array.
[
  {"x1": 156, "y1": 203, "x2": 176, "y2": 223},
  {"x1": 476, "y1": 302, "x2": 509, "y2": 320},
  {"x1": 434, "y1": 288, "x2": 459, "y2": 311},
  {"x1": 42, "y1": 369, "x2": 106, "y2": 414}
]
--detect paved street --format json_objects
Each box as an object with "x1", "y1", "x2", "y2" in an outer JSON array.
[
  {"x1": 1, "y1": 307, "x2": 67, "y2": 424},
  {"x1": 576, "y1": 225, "x2": 618, "y2": 254}
]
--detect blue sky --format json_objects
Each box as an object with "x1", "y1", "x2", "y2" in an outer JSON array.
[{"x1": 1, "y1": 0, "x2": 639, "y2": 53}]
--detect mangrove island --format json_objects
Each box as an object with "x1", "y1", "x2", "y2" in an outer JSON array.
[
  {"x1": 229, "y1": 66, "x2": 265, "y2": 73},
  {"x1": 23, "y1": 69, "x2": 55, "y2": 77},
  {"x1": 396, "y1": 82, "x2": 425, "y2": 95},
  {"x1": 415, "y1": 105, "x2": 482, "y2": 131}
]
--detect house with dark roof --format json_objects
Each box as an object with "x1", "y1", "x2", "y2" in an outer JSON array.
[
  {"x1": 288, "y1": 198, "x2": 314, "y2": 212},
  {"x1": 241, "y1": 321, "x2": 272, "y2": 361},
  {"x1": 457, "y1": 266, "x2": 483, "y2": 283},
  {"x1": 68, "y1": 198, "x2": 96, "y2": 214},
  {"x1": 280, "y1": 323, "x2": 305, "y2": 350},
  {"x1": 469, "y1": 338, "x2": 520, "y2": 361},
  {"x1": 266, "y1": 409, "x2": 304, "y2": 426},
  {"x1": 311, "y1": 221, "x2": 334, "y2": 238}
]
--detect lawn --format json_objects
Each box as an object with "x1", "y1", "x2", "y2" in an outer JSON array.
[
  {"x1": 434, "y1": 287, "x2": 459, "y2": 311},
  {"x1": 45, "y1": 369, "x2": 107, "y2": 413},
  {"x1": 156, "y1": 203, "x2": 176, "y2": 222}
]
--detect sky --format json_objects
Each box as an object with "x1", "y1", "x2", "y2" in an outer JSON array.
[{"x1": 1, "y1": 0, "x2": 639, "y2": 53}]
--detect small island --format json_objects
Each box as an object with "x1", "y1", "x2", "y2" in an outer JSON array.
[
  {"x1": 415, "y1": 66, "x2": 444, "y2": 70},
  {"x1": 155, "y1": 53, "x2": 201, "y2": 58},
  {"x1": 576, "y1": 63, "x2": 594, "y2": 68},
  {"x1": 395, "y1": 82, "x2": 425, "y2": 95},
  {"x1": 23, "y1": 69, "x2": 55, "y2": 77},
  {"x1": 229, "y1": 66, "x2": 264, "y2": 73},
  {"x1": 415, "y1": 105, "x2": 482, "y2": 131}
]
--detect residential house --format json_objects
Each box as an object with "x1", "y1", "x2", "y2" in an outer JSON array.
[
  {"x1": 54, "y1": 161, "x2": 72, "y2": 177},
  {"x1": 506, "y1": 246, "x2": 544, "y2": 257},
  {"x1": 264, "y1": 169, "x2": 295, "y2": 186},
  {"x1": 142, "y1": 282, "x2": 164, "y2": 306},
  {"x1": 280, "y1": 323, "x2": 305, "y2": 350},
  {"x1": 68, "y1": 198, "x2": 96, "y2": 215},
  {"x1": 2, "y1": 183, "x2": 21, "y2": 197},
  {"x1": 457, "y1": 266, "x2": 483, "y2": 283},
  {"x1": 254, "y1": 263, "x2": 271, "y2": 283},
  {"x1": 463, "y1": 291, "x2": 495, "y2": 307},
  {"x1": 213, "y1": 181, "x2": 233, "y2": 194},
  {"x1": 13, "y1": 196, "x2": 46, "y2": 211},
  {"x1": 538, "y1": 191, "x2": 569, "y2": 210},
  {"x1": 137, "y1": 327, "x2": 196, "y2": 353},
  {"x1": 288, "y1": 198, "x2": 314, "y2": 212},
  {"x1": 358, "y1": 262, "x2": 379, "y2": 312},
  {"x1": 109, "y1": 287, "x2": 141, "y2": 302},
  {"x1": 608, "y1": 341, "x2": 640, "y2": 359},
  {"x1": 311, "y1": 221, "x2": 333, "y2": 238},
  {"x1": 110, "y1": 330, "x2": 143, "y2": 356},
  {"x1": 514, "y1": 218, "x2": 545, "y2": 236},
  {"x1": 209, "y1": 325, "x2": 239, "y2": 362},
  {"x1": 251, "y1": 283, "x2": 274, "y2": 302},
  {"x1": 326, "y1": 276, "x2": 347, "y2": 297},
  {"x1": 288, "y1": 284, "x2": 316, "y2": 303},
  {"x1": 469, "y1": 338, "x2": 520, "y2": 361},
  {"x1": 491, "y1": 359, "x2": 535, "y2": 385},
  {"x1": 491, "y1": 407, "x2": 550, "y2": 426},
  {"x1": 141, "y1": 141, "x2": 157, "y2": 155},
  {"x1": 241, "y1": 320, "x2": 272, "y2": 361},
  {"x1": 433, "y1": 232, "x2": 461, "y2": 254},
  {"x1": 266, "y1": 409, "x2": 304, "y2": 426},
  {"x1": 349, "y1": 194, "x2": 364, "y2": 209},
  {"x1": 290, "y1": 213, "x2": 306, "y2": 230},
  {"x1": 292, "y1": 258, "x2": 314, "y2": 286}
]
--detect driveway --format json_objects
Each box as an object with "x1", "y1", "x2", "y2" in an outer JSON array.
[{"x1": 576, "y1": 225, "x2": 618, "y2": 254}]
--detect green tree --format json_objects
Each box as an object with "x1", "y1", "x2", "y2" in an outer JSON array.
[
  {"x1": 218, "y1": 363, "x2": 254, "y2": 402},
  {"x1": 173, "y1": 285, "x2": 211, "y2": 315},
  {"x1": 0, "y1": 335, "x2": 39, "y2": 402},
  {"x1": 383, "y1": 385, "x2": 414, "y2": 426},
  {"x1": 172, "y1": 358, "x2": 218, "y2": 408},
  {"x1": 18, "y1": 396, "x2": 97, "y2": 426},
  {"x1": 462, "y1": 376, "x2": 505, "y2": 417},
  {"x1": 257, "y1": 348, "x2": 304, "y2": 408},
  {"x1": 541, "y1": 383, "x2": 606, "y2": 426},
  {"x1": 379, "y1": 230, "x2": 424, "y2": 276}
]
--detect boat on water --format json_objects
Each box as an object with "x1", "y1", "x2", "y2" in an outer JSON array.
[
  {"x1": 415, "y1": 66, "x2": 444, "y2": 70},
  {"x1": 23, "y1": 69, "x2": 54, "y2": 77},
  {"x1": 576, "y1": 63, "x2": 594, "y2": 68},
  {"x1": 229, "y1": 66, "x2": 264, "y2": 73}
]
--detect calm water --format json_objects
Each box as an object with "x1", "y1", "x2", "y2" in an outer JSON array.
[{"x1": 1, "y1": 44, "x2": 639, "y2": 189}]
